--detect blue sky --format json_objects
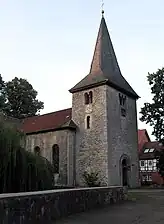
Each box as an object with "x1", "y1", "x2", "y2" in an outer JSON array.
[{"x1": 0, "y1": 0, "x2": 164, "y2": 140}]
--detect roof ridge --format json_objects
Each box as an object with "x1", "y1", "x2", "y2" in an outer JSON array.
[{"x1": 23, "y1": 108, "x2": 72, "y2": 120}]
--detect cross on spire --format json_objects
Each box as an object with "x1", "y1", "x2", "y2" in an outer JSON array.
[{"x1": 101, "y1": 0, "x2": 104, "y2": 16}]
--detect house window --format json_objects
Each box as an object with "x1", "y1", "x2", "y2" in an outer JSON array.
[
  {"x1": 142, "y1": 174, "x2": 152, "y2": 182},
  {"x1": 34, "y1": 146, "x2": 41, "y2": 156},
  {"x1": 86, "y1": 116, "x2": 91, "y2": 129},
  {"x1": 148, "y1": 175, "x2": 152, "y2": 181},
  {"x1": 149, "y1": 148, "x2": 155, "y2": 153},
  {"x1": 144, "y1": 148, "x2": 155, "y2": 153},
  {"x1": 84, "y1": 93, "x2": 89, "y2": 105},
  {"x1": 52, "y1": 144, "x2": 59, "y2": 173},
  {"x1": 140, "y1": 159, "x2": 157, "y2": 172},
  {"x1": 140, "y1": 160, "x2": 145, "y2": 167},
  {"x1": 153, "y1": 159, "x2": 157, "y2": 171},
  {"x1": 89, "y1": 91, "x2": 93, "y2": 104}
]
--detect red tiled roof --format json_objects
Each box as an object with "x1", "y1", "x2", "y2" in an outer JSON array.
[
  {"x1": 139, "y1": 141, "x2": 164, "y2": 159},
  {"x1": 21, "y1": 108, "x2": 72, "y2": 134},
  {"x1": 143, "y1": 141, "x2": 164, "y2": 150},
  {"x1": 21, "y1": 111, "x2": 154, "y2": 145},
  {"x1": 138, "y1": 129, "x2": 150, "y2": 152}
]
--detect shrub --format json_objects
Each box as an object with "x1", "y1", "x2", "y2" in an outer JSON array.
[
  {"x1": 0, "y1": 119, "x2": 54, "y2": 193},
  {"x1": 83, "y1": 171, "x2": 101, "y2": 187}
]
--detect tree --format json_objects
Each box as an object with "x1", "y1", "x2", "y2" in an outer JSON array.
[
  {"x1": 4, "y1": 77, "x2": 44, "y2": 119},
  {"x1": 155, "y1": 150, "x2": 164, "y2": 184},
  {"x1": 0, "y1": 119, "x2": 54, "y2": 193},
  {"x1": 140, "y1": 68, "x2": 164, "y2": 144},
  {"x1": 140, "y1": 68, "x2": 164, "y2": 183},
  {"x1": 0, "y1": 74, "x2": 6, "y2": 110}
]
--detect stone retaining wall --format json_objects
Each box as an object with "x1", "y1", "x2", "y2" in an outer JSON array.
[{"x1": 0, "y1": 186, "x2": 127, "y2": 223}]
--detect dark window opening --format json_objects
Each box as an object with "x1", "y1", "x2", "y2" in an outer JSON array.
[
  {"x1": 122, "y1": 159, "x2": 128, "y2": 186},
  {"x1": 121, "y1": 108, "x2": 126, "y2": 117},
  {"x1": 86, "y1": 116, "x2": 91, "y2": 129},
  {"x1": 84, "y1": 93, "x2": 89, "y2": 105},
  {"x1": 119, "y1": 93, "x2": 126, "y2": 106},
  {"x1": 34, "y1": 146, "x2": 41, "y2": 156},
  {"x1": 89, "y1": 91, "x2": 93, "y2": 104},
  {"x1": 52, "y1": 144, "x2": 59, "y2": 173}
]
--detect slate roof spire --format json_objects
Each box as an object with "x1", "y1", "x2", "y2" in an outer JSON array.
[{"x1": 69, "y1": 14, "x2": 139, "y2": 99}]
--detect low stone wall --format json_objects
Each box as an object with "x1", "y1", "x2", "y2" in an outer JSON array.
[{"x1": 0, "y1": 186, "x2": 127, "y2": 223}]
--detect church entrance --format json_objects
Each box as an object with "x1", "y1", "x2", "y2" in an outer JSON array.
[{"x1": 122, "y1": 158, "x2": 129, "y2": 186}]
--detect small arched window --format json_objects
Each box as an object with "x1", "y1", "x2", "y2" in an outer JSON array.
[
  {"x1": 52, "y1": 144, "x2": 59, "y2": 173},
  {"x1": 34, "y1": 146, "x2": 41, "y2": 156},
  {"x1": 89, "y1": 91, "x2": 93, "y2": 104},
  {"x1": 84, "y1": 93, "x2": 89, "y2": 105},
  {"x1": 86, "y1": 116, "x2": 91, "y2": 129}
]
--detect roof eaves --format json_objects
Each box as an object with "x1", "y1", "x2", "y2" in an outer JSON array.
[
  {"x1": 25, "y1": 125, "x2": 76, "y2": 135},
  {"x1": 69, "y1": 79, "x2": 139, "y2": 99},
  {"x1": 69, "y1": 80, "x2": 108, "y2": 93},
  {"x1": 106, "y1": 80, "x2": 139, "y2": 99}
]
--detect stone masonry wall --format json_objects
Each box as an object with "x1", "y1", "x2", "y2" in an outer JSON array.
[
  {"x1": 25, "y1": 129, "x2": 75, "y2": 185},
  {"x1": 0, "y1": 186, "x2": 127, "y2": 223},
  {"x1": 72, "y1": 86, "x2": 109, "y2": 186},
  {"x1": 67, "y1": 130, "x2": 76, "y2": 186},
  {"x1": 106, "y1": 86, "x2": 139, "y2": 188}
]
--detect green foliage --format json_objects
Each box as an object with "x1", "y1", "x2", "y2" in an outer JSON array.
[
  {"x1": 0, "y1": 120, "x2": 54, "y2": 193},
  {"x1": 140, "y1": 68, "x2": 164, "y2": 144},
  {"x1": 4, "y1": 77, "x2": 44, "y2": 119},
  {"x1": 83, "y1": 171, "x2": 101, "y2": 187},
  {"x1": 155, "y1": 150, "x2": 164, "y2": 181},
  {"x1": 0, "y1": 75, "x2": 44, "y2": 119},
  {"x1": 0, "y1": 74, "x2": 6, "y2": 110}
]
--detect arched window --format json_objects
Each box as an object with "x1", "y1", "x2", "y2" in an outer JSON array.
[
  {"x1": 52, "y1": 144, "x2": 59, "y2": 173},
  {"x1": 34, "y1": 146, "x2": 41, "y2": 156},
  {"x1": 89, "y1": 91, "x2": 93, "y2": 104},
  {"x1": 86, "y1": 116, "x2": 91, "y2": 129},
  {"x1": 84, "y1": 93, "x2": 89, "y2": 105}
]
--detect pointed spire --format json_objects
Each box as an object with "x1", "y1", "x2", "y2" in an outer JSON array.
[
  {"x1": 90, "y1": 16, "x2": 120, "y2": 76},
  {"x1": 69, "y1": 15, "x2": 138, "y2": 99}
]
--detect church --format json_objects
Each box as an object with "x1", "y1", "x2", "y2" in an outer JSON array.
[{"x1": 21, "y1": 13, "x2": 140, "y2": 188}]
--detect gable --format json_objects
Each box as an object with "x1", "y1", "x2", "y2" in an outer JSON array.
[{"x1": 138, "y1": 129, "x2": 151, "y2": 152}]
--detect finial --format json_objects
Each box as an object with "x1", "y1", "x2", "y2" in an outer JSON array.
[{"x1": 101, "y1": 0, "x2": 104, "y2": 16}]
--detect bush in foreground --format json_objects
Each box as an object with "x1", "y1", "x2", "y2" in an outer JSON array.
[{"x1": 0, "y1": 120, "x2": 54, "y2": 193}]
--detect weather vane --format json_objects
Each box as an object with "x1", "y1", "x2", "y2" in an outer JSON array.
[{"x1": 101, "y1": 0, "x2": 104, "y2": 16}]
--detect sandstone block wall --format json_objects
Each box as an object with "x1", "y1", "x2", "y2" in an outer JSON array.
[
  {"x1": 72, "y1": 84, "x2": 139, "y2": 188},
  {"x1": 72, "y1": 86, "x2": 109, "y2": 186},
  {"x1": 25, "y1": 129, "x2": 75, "y2": 185},
  {"x1": 106, "y1": 86, "x2": 139, "y2": 188},
  {"x1": 0, "y1": 187, "x2": 127, "y2": 223}
]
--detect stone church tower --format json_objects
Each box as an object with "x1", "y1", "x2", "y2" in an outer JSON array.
[{"x1": 70, "y1": 14, "x2": 140, "y2": 188}]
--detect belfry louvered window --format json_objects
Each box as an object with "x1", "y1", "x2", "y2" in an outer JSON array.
[
  {"x1": 119, "y1": 93, "x2": 127, "y2": 117},
  {"x1": 84, "y1": 91, "x2": 93, "y2": 105}
]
